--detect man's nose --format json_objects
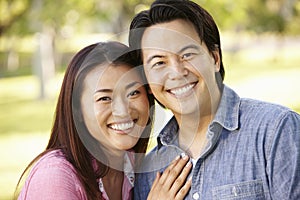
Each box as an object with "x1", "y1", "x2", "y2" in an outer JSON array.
[{"x1": 167, "y1": 56, "x2": 188, "y2": 79}]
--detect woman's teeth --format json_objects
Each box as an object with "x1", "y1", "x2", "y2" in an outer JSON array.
[{"x1": 110, "y1": 121, "x2": 134, "y2": 131}]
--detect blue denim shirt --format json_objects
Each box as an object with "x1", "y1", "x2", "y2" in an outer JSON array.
[{"x1": 134, "y1": 85, "x2": 300, "y2": 200}]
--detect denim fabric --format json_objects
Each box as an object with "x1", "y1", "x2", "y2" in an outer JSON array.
[{"x1": 134, "y1": 85, "x2": 300, "y2": 200}]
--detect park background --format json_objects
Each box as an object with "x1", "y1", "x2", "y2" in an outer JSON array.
[{"x1": 1, "y1": 0, "x2": 300, "y2": 199}]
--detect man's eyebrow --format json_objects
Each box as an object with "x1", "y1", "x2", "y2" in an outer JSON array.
[
  {"x1": 146, "y1": 55, "x2": 165, "y2": 65},
  {"x1": 145, "y1": 44, "x2": 200, "y2": 64},
  {"x1": 177, "y1": 44, "x2": 200, "y2": 54}
]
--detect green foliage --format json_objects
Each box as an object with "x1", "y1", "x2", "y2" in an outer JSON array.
[
  {"x1": 0, "y1": 0, "x2": 154, "y2": 37},
  {"x1": 0, "y1": 0, "x2": 33, "y2": 35},
  {"x1": 2, "y1": 0, "x2": 300, "y2": 40},
  {"x1": 196, "y1": 0, "x2": 300, "y2": 35}
]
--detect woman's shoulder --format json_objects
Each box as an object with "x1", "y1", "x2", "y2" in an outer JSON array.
[
  {"x1": 18, "y1": 149, "x2": 86, "y2": 199},
  {"x1": 34, "y1": 149, "x2": 71, "y2": 167},
  {"x1": 28, "y1": 149, "x2": 79, "y2": 180}
]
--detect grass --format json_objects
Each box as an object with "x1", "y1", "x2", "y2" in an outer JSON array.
[
  {"x1": 223, "y1": 54, "x2": 300, "y2": 110},
  {"x1": 0, "y1": 75, "x2": 61, "y2": 199},
  {"x1": 1, "y1": 44, "x2": 300, "y2": 199}
]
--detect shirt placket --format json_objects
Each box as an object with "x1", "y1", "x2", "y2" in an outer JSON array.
[
  {"x1": 190, "y1": 158, "x2": 205, "y2": 200},
  {"x1": 189, "y1": 123, "x2": 223, "y2": 200}
]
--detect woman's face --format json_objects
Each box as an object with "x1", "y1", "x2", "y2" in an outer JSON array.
[{"x1": 80, "y1": 63, "x2": 150, "y2": 152}]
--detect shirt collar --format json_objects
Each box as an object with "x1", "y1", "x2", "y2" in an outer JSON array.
[
  {"x1": 157, "y1": 116, "x2": 179, "y2": 149},
  {"x1": 213, "y1": 85, "x2": 240, "y2": 131},
  {"x1": 157, "y1": 85, "x2": 240, "y2": 148}
]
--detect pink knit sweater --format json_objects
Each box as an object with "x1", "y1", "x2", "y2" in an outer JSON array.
[{"x1": 18, "y1": 149, "x2": 133, "y2": 200}]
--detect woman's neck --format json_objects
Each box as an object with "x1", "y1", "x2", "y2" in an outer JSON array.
[
  {"x1": 102, "y1": 147, "x2": 125, "y2": 171},
  {"x1": 102, "y1": 168, "x2": 124, "y2": 199}
]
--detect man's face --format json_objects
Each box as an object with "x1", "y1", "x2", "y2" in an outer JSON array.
[{"x1": 141, "y1": 19, "x2": 221, "y2": 118}]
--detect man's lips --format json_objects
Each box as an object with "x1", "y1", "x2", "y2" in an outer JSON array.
[{"x1": 167, "y1": 82, "x2": 197, "y2": 96}]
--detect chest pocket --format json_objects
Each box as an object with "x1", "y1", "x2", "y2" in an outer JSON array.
[{"x1": 212, "y1": 179, "x2": 265, "y2": 200}]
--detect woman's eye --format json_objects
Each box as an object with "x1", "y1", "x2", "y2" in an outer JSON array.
[
  {"x1": 97, "y1": 96, "x2": 111, "y2": 102},
  {"x1": 127, "y1": 90, "x2": 140, "y2": 98}
]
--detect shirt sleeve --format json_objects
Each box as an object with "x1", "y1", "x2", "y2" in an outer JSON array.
[
  {"x1": 267, "y1": 110, "x2": 300, "y2": 199},
  {"x1": 18, "y1": 155, "x2": 86, "y2": 200}
]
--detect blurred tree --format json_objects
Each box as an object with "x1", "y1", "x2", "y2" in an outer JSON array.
[
  {"x1": 0, "y1": 0, "x2": 153, "y2": 99},
  {"x1": 196, "y1": 0, "x2": 300, "y2": 35},
  {"x1": 0, "y1": 0, "x2": 33, "y2": 36},
  {"x1": 1, "y1": 0, "x2": 299, "y2": 98}
]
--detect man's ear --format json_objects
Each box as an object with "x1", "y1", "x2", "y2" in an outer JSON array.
[{"x1": 212, "y1": 50, "x2": 220, "y2": 72}]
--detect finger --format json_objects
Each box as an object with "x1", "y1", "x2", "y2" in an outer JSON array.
[
  {"x1": 170, "y1": 160, "x2": 192, "y2": 195},
  {"x1": 175, "y1": 177, "x2": 192, "y2": 200},
  {"x1": 152, "y1": 171, "x2": 161, "y2": 188},
  {"x1": 147, "y1": 172, "x2": 161, "y2": 200},
  {"x1": 158, "y1": 155, "x2": 180, "y2": 185},
  {"x1": 161, "y1": 154, "x2": 190, "y2": 190}
]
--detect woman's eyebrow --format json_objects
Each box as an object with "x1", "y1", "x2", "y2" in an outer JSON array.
[
  {"x1": 94, "y1": 81, "x2": 142, "y2": 94},
  {"x1": 126, "y1": 81, "x2": 142, "y2": 90},
  {"x1": 94, "y1": 89, "x2": 112, "y2": 94}
]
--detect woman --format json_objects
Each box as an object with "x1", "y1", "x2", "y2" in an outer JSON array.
[{"x1": 16, "y1": 41, "x2": 191, "y2": 200}]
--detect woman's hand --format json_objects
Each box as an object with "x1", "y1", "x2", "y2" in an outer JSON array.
[{"x1": 147, "y1": 153, "x2": 192, "y2": 200}]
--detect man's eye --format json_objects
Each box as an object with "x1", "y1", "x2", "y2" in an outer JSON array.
[
  {"x1": 97, "y1": 96, "x2": 111, "y2": 102},
  {"x1": 127, "y1": 90, "x2": 140, "y2": 98},
  {"x1": 152, "y1": 61, "x2": 165, "y2": 68},
  {"x1": 182, "y1": 53, "x2": 195, "y2": 60}
]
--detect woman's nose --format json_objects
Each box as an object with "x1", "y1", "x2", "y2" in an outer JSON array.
[{"x1": 111, "y1": 97, "x2": 129, "y2": 117}]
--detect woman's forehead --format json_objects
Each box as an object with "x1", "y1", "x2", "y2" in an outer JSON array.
[{"x1": 83, "y1": 64, "x2": 142, "y2": 91}]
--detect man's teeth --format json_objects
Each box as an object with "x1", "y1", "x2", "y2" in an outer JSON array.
[
  {"x1": 110, "y1": 122, "x2": 134, "y2": 131},
  {"x1": 170, "y1": 83, "x2": 194, "y2": 96}
]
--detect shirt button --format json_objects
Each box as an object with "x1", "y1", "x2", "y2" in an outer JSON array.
[{"x1": 192, "y1": 192, "x2": 199, "y2": 199}]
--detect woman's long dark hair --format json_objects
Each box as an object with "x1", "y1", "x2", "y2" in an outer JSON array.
[{"x1": 15, "y1": 41, "x2": 155, "y2": 199}]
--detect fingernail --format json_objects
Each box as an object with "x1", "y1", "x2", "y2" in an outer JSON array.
[
  {"x1": 174, "y1": 155, "x2": 180, "y2": 160},
  {"x1": 181, "y1": 153, "x2": 189, "y2": 160},
  {"x1": 185, "y1": 161, "x2": 191, "y2": 168},
  {"x1": 188, "y1": 176, "x2": 192, "y2": 182}
]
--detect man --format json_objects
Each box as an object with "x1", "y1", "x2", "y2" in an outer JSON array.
[{"x1": 129, "y1": 0, "x2": 300, "y2": 199}]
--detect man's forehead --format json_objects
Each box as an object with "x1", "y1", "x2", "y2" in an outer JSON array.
[{"x1": 141, "y1": 26, "x2": 201, "y2": 53}]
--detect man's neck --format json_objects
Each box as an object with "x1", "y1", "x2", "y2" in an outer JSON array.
[
  {"x1": 173, "y1": 84, "x2": 222, "y2": 158},
  {"x1": 176, "y1": 114, "x2": 213, "y2": 159}
]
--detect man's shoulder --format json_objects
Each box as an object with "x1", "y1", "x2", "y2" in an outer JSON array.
[
  {"x1": 238, "y1": 98, "x2": 300, "y2": 133},
  {"x1": 137, "y1": 146, "x2": 160, "y2": 173},
  {"x1": 240, "y1": 97, "x2": 294, "y2": 116}
]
